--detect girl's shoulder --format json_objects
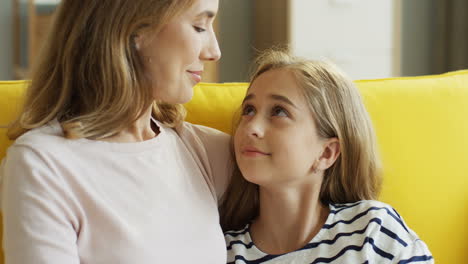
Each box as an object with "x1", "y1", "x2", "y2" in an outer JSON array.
[
  {"x1": 224, "y1": 223, "x2": 253, "y2": 256},
  {"x1": 330, "y1": 200, "x2": 407, "y2": 228},
  {"x1": 330, "y1": 200, "x2": 396, "y2": 217},
  {"x1": 326, "y1": 200, "x2": 433, "y2": 262},
  {"x1": 329, "y1": 200, "x2": 421, "y2": 245},
  {"x1": 224, "y1": 223, "x2": 251, "y2": 241}
]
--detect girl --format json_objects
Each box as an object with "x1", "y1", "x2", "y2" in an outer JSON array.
[
  {"x1": 221, "y1": 50, "x2": 433, "y2": 263},
  {"x1": 1, "y1": 0, "x2": 230, "y2": 263}
]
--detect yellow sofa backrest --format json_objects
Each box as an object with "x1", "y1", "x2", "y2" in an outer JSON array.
[{"x1": 1, "y1": 70, "x2": 468, "y2": 263}]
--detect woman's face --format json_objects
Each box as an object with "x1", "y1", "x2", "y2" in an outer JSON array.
[
  {"x1": 136, "y1": 0, "x2": 221, "y2": 104},
  {"x1": 234, "y1": 69, "x2": 326, "y2": 189}
]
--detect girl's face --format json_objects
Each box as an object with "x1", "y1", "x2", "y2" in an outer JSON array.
[
  {"x1": 136, "y1": 0, "x2": 221, "y2": 104},
  {"x1": 234, "y1": 69, "x2": 327, "y2": 189}
]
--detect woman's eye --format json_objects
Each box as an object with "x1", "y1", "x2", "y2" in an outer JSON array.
[
  {"x1": 272, "y1": 106, "x2": 288, "y2": 117},
  {"x1": 193, "y1": 26, "x2": 206, "y2": 33},
  {"x1": 242, "y1": 105, "x2": 255, "y2": 116}
]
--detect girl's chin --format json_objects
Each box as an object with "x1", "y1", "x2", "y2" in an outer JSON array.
[{"x1": 241, "y1": 172, "x2": 269, "y2": 186}]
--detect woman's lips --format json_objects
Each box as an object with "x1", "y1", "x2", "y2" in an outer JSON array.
[{"x1": 188, "y1": 71, "x2": 202, "y2": 83}]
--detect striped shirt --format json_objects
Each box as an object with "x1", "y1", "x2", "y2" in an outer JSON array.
[{"x1": 225, "y1": 200, "x2": 433, "y2": 264}]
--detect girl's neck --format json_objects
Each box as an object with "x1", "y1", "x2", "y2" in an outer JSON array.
[{"x1": 250, "y1": 183, "x2": 329, "y2": 255}]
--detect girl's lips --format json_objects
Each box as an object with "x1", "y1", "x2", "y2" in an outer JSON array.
[
  {"x1": 242, "y1": 146, "x2": 270, "y2": 157},
  {"x1": 188, "y1": 71, "x2": 202, "y2": 83},
  {"x1": 243, "y1": 151, "x2": 269, "y2": 157}
]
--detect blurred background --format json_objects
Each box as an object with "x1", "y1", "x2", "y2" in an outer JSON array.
[{"x1": 0, "y1": 0, "x2": 467, "y2": 81}]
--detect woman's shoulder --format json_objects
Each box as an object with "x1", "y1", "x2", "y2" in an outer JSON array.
[
  {"x1": 2, "y1": 121, "x2": 69, "y2": 173},
  {"x1": 11, "y1": 119, "x2": 67, "y2": 152},
  {"x1": 175, "y1": 121, "x2": 230, "y2": 142},
  {"x1": 173, "y1": 121, "x2": 233, "y2": 201},
  {"x1": 174, "y1": 121, "x2": 231, "y2": 164},
  {"x1": 172, "y1": 121, "x2": 231, "y2": 159}
]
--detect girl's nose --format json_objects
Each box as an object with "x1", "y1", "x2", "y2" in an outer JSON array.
[{"x1": 246, "y1": 118, "x2": 264, "y2": 139}]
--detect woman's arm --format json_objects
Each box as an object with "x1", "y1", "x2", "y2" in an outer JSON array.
[
  {"x1": 176, "y1": 122, "x2": 232, "y2": 202},
  {"x1": 195, "y1": 126, "x2": 232, "y2": 201},
  {"x1": 1, "y1": 145, "x2": 80, "y2": 264}
]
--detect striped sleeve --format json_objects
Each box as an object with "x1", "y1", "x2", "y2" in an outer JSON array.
[
  {"x1": 393, "y1": 239, "x2": 434, "y2": 264},
  {"x1": 224, "y1": 201, "x2": 435, "y2": 264}
]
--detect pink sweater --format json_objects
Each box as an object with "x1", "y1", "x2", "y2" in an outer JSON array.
[{"x1": 0, "y1": 119, "x2": 231, "y2": 263}]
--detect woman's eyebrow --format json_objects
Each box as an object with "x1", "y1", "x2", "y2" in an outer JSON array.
[{"x1": 195, "y1": 10, "x2": 216, "y2": 19}]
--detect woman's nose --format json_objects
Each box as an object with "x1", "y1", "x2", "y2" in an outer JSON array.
[{"x1": 201, "y1": 29, "x2": 221, "y2": 62}]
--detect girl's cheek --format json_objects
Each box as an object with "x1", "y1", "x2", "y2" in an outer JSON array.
[{"x1": 233, "y1": 131, "x2": 242, "y2": 149}]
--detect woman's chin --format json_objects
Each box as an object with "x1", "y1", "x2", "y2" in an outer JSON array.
[
  {"x1": 176, "y1": 86, "x2": 194, "y2": 104},
  {"x1": 156, "y1": 90, "x2": 193, "y2": 104}
]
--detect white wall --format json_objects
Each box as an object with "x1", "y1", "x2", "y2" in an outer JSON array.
[
  {"x1": 0, "y1": 0, "x2": 13, "y2": 80},
  {"x1": 290, "y1": 0, "x2": 397, "y2": 80}
]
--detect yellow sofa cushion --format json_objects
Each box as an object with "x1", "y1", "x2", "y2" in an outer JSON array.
[
  {"x1": 355, "y1": 71, "x2": 468, "y2": 264},
  {"x1": 0, "y1": 81, "x2": 27, "y2": 160},
  {"x1": 1, "y1": 70, "x2": 467, "y2": 263}
]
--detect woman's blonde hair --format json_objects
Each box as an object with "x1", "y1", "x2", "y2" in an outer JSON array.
[
  {"x1": 8, "y1": 0, "x2": 195, "y2": 140},
  {"x1": 220, "y1": 49, "x2": 382, "y2": 231}
]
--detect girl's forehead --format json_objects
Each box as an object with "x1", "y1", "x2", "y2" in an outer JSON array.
[
  {"x1": 247, "y1": 70, "x2": 313, "y2": 111},
  {"x1": 250, "y1": 69, "x2": 301, "y2": 95}
]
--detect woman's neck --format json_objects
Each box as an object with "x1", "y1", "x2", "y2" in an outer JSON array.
[
  {"x1": 102, "y1": 106, "x2": 158, "y2": 143},
  {"x1": 250, "y1": 182, "x2": 329, "y2": 255}
]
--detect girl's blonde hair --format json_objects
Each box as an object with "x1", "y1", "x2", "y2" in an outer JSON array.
[
  {"x1": 220, "y1": 49, "x2": 382, "y2": 231},
  {"x1": 8, "y1": 0, "x2": 195, "y2": 140}
]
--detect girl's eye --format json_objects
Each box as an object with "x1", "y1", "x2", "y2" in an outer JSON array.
[
  {"x1": 241, "y1": 105, "x2": 255, "y2": 116},
  {"x1": 193, "y1": 26, "x2": 206, "y2": 33},
  {"x1": 271, "y1": 106, "x2": 289, "y2": 117}
]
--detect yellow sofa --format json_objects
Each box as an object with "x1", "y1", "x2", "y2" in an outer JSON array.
[{"x1": 1, "y1": 70, "x2": 468, "y2": 263}]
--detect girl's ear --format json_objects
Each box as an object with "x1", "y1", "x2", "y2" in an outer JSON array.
[{"x1": 317, "y1": 137, "x2": 340, "y2": 171}]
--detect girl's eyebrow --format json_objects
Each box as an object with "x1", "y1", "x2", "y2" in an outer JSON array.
[
  {"x1": 269, "y1": 94, "x2": 297, "y2": 109},
  {"x1": 242, "y1": 93, "x2": 297, "y2": 109},
  {"x1": 242, "y1": 94, "x2": 255, "y2": 104}
]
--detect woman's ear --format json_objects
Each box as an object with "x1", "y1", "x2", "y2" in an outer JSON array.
[
  {"x1": 133, "y1": 34, "x2": 144, "y2": 51},
  {"x1": 317, "y1": 137, "x2": 340, "y2": 170}
]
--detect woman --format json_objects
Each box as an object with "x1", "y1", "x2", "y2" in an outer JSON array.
[
  {"x1": 1, "y1": 0, "x2": 230, "y2": 263},
  {"x1": 220, "y1": 50, "x2": 433, "y2": 263}
]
